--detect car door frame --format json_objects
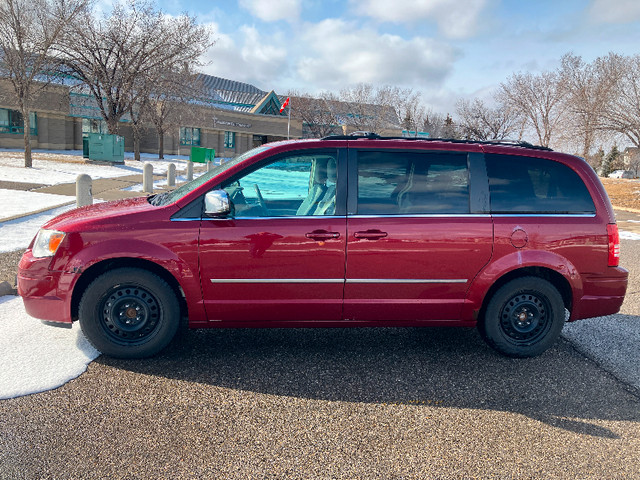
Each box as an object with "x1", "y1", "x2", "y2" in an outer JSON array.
[
  {"x1": 343, "y1": 144, "x2": 493, "y2": 324},
  {"x1": 196, "y1": 146, "x2": 350, "y2": 326}
]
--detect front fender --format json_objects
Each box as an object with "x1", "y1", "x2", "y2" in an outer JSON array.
[{"x1": 52, "y1": 234, "x2": 205, "y2": 323}]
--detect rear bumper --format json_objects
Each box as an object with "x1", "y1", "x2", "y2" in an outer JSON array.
[
  {"x1": 570, "y1": 267, "x2": 629, "y2": 321},
  {"x1": 17, "y1": 251, "x2": 74, "y2": 325}
]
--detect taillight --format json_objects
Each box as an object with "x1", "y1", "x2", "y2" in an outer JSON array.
[{"x1": 607, "y1": 224, "x2": 620, "y2": 267}]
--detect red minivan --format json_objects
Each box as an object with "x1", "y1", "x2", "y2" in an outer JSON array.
[{"x1": 18, "y1": 136, "x2": 629, "y2": 358}]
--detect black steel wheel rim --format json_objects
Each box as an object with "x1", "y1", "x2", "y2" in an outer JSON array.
[
  {"x1": 499, "y1": 292, "x2": 551, "y2": 345},
  {"x1": 99, "y1": 284, "x2": 161, "y2": 344}
]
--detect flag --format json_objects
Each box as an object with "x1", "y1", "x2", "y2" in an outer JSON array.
[{"x1": 279, "y1": 97, "x2": 290, "y2": 113}]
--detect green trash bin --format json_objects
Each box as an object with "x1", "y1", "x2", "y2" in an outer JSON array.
[
  {"x1": 82, "y1": 137, "x2": 89, "y2": 158},
  {"x1": 205, "y1": 148, "x2": 215, "y2": 162},
  {"x1": 190, "y1": 146, "x2": 207, "y2": 163}
]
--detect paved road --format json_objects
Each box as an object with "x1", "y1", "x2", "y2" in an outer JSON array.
[{"x1": 562, "y1": 235, "x2": 640, "y2": 392}]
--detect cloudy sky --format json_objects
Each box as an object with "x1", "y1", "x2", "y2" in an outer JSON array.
[{"x1": 152, "y1": 0, "x2": 640, "y2": 114}]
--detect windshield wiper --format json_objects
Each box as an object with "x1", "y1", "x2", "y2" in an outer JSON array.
[{"x1": 148, "y1": 192, "x2": 169, "y2": 206}]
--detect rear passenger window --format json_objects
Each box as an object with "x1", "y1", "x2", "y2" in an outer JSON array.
[
  {"x1": 486, "y1": 154, "x2": 595, "y2": 214},
  {"x1": 357, "y1": 151, "x2": 470, "y2": 214}
]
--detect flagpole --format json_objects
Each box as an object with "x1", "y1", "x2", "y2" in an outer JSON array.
[{"x1": 287, "y1": 100, "x2": 291, "y2": 140}]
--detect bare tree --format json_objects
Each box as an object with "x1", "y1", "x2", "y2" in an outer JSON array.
[
  {"x1": 381, "y1": 86, "x2": 426, "y2": 136},
  {"x1": 127, "y1": 96, "x2": 149, "y2": 161},
  {"x1": 559, "y1": 53, "x2": 615, "y2": 159},
  {"x1": 59, "y1": 0, "x2": 212, "y2": 136},
  {"x1": 0, "y1": 0, "x2": 88, "y2": 167},
  {"x1": 338, "y1": 83, "x2": 401, "y2": 133},
  {"x1": 287, "y1": 90, "x2": 342, "y2": 138},
  {"x1": 147, "y1": 70, "x2": 200, "y2": 159},
  {"x1": 596, "y1": 53, "x2": 640, "y2": 149},
  {"x1": 498, "y1": 70, "x2": 568, "y2": 147},
  {"x1": 455, "y1": 98, "x2": 521, "y2": 141},
  {"x1": 626, "y1": 149, "x2": 640, "y2": 177}
]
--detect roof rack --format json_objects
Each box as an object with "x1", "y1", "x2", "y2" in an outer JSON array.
[{"x1": 320, "y1": 133, "x2": 553, "y2": 151}]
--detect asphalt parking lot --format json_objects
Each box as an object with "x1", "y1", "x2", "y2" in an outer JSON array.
[{"x1": 0, "y1": 218, "x2": 638, "y2": 479}]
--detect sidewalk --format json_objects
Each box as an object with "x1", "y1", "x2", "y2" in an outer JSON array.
[{"x1": 0, "y1": 170, "x2": 198, "y2": 221}]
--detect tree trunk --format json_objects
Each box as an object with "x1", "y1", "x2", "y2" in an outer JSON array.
[
  {"x1": 158, "y1": 129, "x2": 164, "y2": 159},
  {"x1": 133, "y1": 126, "x2": 141, "y2": 161},
  {"x1": 107, "y1": 118, "x2": 119, "y2": 135},
  {"x1": 22, "y1": 106, "x2": 32, "y2": 168}
]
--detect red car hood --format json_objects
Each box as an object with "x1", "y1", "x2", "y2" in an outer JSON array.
[{"x1": 42, "y1": 196, "x2": 162, "y2": 232}]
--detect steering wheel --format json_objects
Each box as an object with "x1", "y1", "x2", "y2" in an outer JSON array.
[{"x1": 253, "y1": 184, "x2": 269, "y2": 216}]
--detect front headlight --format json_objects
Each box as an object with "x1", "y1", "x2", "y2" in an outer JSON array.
[{"x1": 32, "y1": 229, "x2": 66, "y2": 258}]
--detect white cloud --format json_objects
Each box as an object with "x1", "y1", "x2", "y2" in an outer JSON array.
[
  {"x1": 296, "y1": 19, "x2": 457, "y2": 90},
  {"x1": 351, "y1": 0, "x2": 489, "y2": 38},
  {"x1": 587, "y1": 0, "x2": 640, "y2": 24},
  {"x1": 238, "y1": 0, "x2": 301, "y2": 22},
  {"x1": 202, "y1": 24, "x2": 288, "y2": 87}
]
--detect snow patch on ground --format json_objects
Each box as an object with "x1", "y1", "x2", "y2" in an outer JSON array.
[
  {"x1": 0, "y1": 295, "x2": 100, "y2": 400},
  {"x1": 0, "y1": 189, "x2": 75, "y2": 221},
  {"x1": 619, "y1": 230, "x2": 640, "y2": 240},
  {"x1": 0, "y1": 150, "x2": 191, "y2": 186},
  {"x1": 0, "y1": 204, "x2": 77, "y2": 253}
]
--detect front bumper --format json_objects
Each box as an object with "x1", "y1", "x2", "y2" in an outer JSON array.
[{"x1": 17, "y1": 250, "x2": 75, "y2": 325}]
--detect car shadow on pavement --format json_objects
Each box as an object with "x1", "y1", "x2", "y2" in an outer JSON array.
[{"x1": 97, "y1": 326, "x2": 640, "y2": 439}]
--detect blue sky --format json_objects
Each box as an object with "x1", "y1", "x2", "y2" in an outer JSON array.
[{"x1": 148, "y1": 0, "x2": 640, "y2": 114}]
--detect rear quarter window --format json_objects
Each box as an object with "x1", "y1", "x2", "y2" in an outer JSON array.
[{"x1": 486, "y1": 154, "x2": 595, "y2": 214}]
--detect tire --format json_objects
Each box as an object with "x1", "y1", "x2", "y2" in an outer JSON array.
[
  {"x1": 480, "y1": 276, "x2": 565, "y2": 358},
  {"x1": 78, "y1": 268, "x2": 181, "y2": 359}
]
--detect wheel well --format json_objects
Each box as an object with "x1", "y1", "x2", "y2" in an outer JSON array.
[
  {"x1": 71, "y1": 258, "x2": 188, "y2": 322},
  {"x1": 478, "y1": 267, "x2": 572, "y2": 323}
]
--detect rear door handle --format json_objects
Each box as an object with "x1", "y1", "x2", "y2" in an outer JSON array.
[
  {"x1": 306, "y1": 230, "x2": 341, "y2": 241},
  {"x1": 354, "y1": 230, "x2": 388, "y2": 240}
]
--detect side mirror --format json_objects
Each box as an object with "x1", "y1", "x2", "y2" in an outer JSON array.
[{"x1": 204, "y1": 189, "x2": 231, "y2": 217}]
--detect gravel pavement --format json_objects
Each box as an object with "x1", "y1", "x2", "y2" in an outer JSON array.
[{"x1": 562, "y1": 236, "x2": 640, "y2": 391}]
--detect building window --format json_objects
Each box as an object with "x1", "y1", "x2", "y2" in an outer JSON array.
[
  {"x1": 253, "y1": 135, "x2": 267, "y2": 148},
  {"x1": 180, "y1": 127, "x2": 201, "y2": 146},
  {"x1": 82, "y1": 118, "x2": 107, "y2": 136},
  {"x1": 224, "y1": 131, "x2": 235, "y2": 149},
  {"x1": 0, "y1": 109, "x2": 37, "y2": 135}
]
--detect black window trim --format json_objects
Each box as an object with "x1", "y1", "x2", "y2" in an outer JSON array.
[
  {"x1": 484, "y1": 152, "x2": 596, "y2": 215},
  {"x1": 348, "y1": 148, "x2": 486, "y2": 216},
  {"x1": 202, "y1": 147, "x2": 348, "y2": 219}
]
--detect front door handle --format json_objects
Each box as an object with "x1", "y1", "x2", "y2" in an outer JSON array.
[
  {"x1": 354, "y1": 230, "x2": 388, "y2": 240},
  {"x1": 306, "y1": 230, "x2": 341, "y2": 241}
]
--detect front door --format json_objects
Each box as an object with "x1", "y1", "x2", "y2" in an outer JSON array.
[
  {"x1": 198, "y1": 150, "x2": 346, "y2": 323},
  {"x1": 344, "y1": 149, "x2": 493, "y2": 322}
]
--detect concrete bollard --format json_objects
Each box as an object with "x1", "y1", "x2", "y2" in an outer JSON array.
[
  {"x1": 167, "y1": 163, "x2": 176, "y2": 187},
  {"x1": 143, "y1": 163, "x2": 154, "y2": 193},
  {"x1": 207, "y1": 160, "x2": 214, "y2": 172},
  {"x1": 76, "y1": 174, "x2": 92, "y2": 207},
  {"x1": 187, "y1": 161, "x2": 193, "y2": 181}
]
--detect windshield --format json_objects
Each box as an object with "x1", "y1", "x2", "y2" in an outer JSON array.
[{"x1": 150, "y1": 145, "x2": 272, "y2": 206}]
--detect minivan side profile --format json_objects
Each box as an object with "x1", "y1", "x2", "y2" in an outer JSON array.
[{"x1": 18, "y1": 136, "x2": 628, "y2": 358}]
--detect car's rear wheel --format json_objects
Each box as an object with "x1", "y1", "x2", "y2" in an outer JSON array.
[
  {"x1": 78, "y1": 268, "x2": 180, "y2": 358},
  {"x1": 480, "y1": 276, "x2": 565, "y2": 358}
]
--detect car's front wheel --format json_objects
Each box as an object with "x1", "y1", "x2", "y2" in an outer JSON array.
[
  {"x1": 78, "y1": 268, "x2": 180, "y2": 358},
  {"x1": 480, "y1": 276, "x2": 565, "y2": 358}
]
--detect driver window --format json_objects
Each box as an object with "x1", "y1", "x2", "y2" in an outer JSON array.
[{"x1": 222, "y1": 153, "x2": 338, "y2": 217}]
